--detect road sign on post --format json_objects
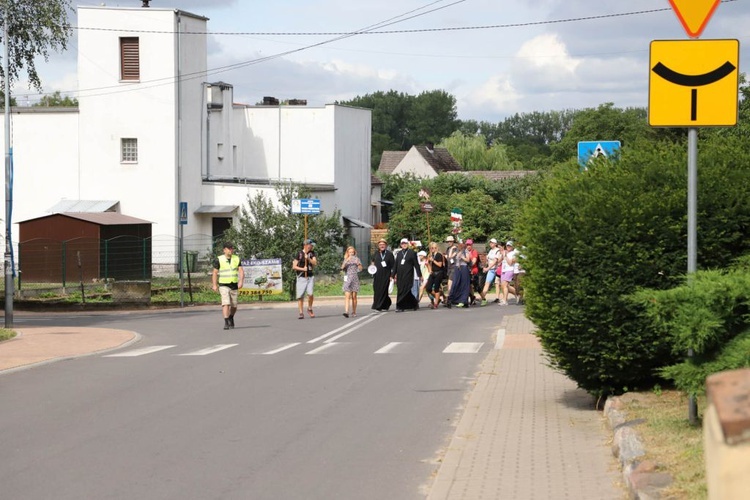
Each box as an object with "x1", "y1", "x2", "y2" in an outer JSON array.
[
  {"x1": 648, "y1": 39, "x2": 739, "y2": 127},
  {"x1": 291, "y1": 198, "x2": 321, "y2": 215},
  {"x1": 667, "y1": 0, "x2": 721, "y2": 38},
  {"x1": 577, "y1": 141, "x2": 620, "y2": 168}
]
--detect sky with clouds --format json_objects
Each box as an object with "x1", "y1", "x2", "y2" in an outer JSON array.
[{"x1": 22, "y1": 0, "x2": 750, "y2": 122}]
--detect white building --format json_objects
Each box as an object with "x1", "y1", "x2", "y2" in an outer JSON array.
[{"x1": 0, "y1": 4, "x2": 372, "y2": 265}]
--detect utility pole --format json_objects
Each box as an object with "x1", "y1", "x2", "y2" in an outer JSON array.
[{"x1": 3, "y1": 13, "x2": 13, "y2": 328}]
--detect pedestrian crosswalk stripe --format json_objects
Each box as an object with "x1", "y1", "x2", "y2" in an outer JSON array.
[
  {"x1": 260, "y1": 343, "x2": 301, "y2": 355},
  {"x1": 443, "y1": 342, "x2": 484, "y2": 354},
  {"x1": 104, "y1": 345, "x2": 176, "y2": 357},
  {"x1": 305, "y1": 343, "x2": 342, "y2": 355},
  {"x1": 375, "y1": 342, "x2": 404, "y2": 354},
  {"x1": 178, "y1": 344, "x2": 238, "y2": 356}
]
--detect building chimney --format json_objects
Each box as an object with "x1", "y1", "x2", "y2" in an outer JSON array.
[
  {"x1": 142, "y1": 0, "x2": 151, "y2": 7},
  {"x1": 426, "y1": 141, "x2": 435, "y2": 153}
]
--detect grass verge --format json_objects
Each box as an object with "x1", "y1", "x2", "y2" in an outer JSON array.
[
  {"x1": 619, "y1": 390, "x2": 707, "y2": 499},
  {"x1": 0, "y1": 328, "x2": 16, "y2": 342}
]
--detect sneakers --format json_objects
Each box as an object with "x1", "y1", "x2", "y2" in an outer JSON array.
[
  {"x1": 498, "y1": 299, "x2": 508, "y2": 306},
  {"x1": 481, "y1": 299, "x2": 487, "y2": 307},
  {"x1": 456, "y1": 303, "x2": 465, "y2": 308},
  {"x1": 493, "y1": 298, "x2": 500, "y2": 304}
]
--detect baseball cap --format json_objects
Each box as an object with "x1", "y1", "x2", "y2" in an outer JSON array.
[
  {"x1": 377, "y1": 238, "x2": 387, "y2": 244},
  {"x1": 304, "y1": 239, "x2": 313, "y2": 245},
  {"x1": 490, "y1": 238, "x2": 498, "y2": 244},
  {"x1": 506, "y1": 240, "x2": 514, "y2": 247},
  {"x1": 223, "y1": 242, "x2": 234, "y2": 249},
  {"x1": 445, "y1": 235, "x2": 455, "y2": 242},
  {"x1": 400, "y1": 238, "x2": 409, "y2": 244},
  {"x1": 465, "y1": 238, "x2": 474, "y2": 245}
]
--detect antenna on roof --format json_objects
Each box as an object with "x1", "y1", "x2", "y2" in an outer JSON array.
[{"x1": 142, "y1": 0, "x2": 151, "y2": 7}]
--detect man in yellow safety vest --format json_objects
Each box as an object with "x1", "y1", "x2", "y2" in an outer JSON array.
[{"x1": 212, "y1": 242, "x2": 245, "y2": 330}]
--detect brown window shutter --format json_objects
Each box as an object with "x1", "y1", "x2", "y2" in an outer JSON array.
[{"x1": 120, "y1": 37, "x2": 140, "y2": 80}]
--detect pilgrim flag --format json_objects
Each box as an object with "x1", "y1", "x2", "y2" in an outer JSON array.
[{"x1": 450, "y1": 208, "x2": 463, "y2": 234}]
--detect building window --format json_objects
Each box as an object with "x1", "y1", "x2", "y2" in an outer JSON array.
[
  {"x1": 120, "y1": 37, "x2": 140, "y2": 80},
  {"x1": 121, "y1": 138, "x2": 138, "y2": 163}
]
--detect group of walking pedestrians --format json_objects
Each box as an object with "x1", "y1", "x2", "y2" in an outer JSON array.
[
  {"x1": 210, "y1": 235, "x2": 524, "y2": 329},
  {"x1": 368, "y1": 235, "x2": 523, "y2": 313}
]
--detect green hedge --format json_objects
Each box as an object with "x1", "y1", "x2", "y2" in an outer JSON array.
[{"x1": 517, "y1": 135, "x2": 750, "y2": 396}]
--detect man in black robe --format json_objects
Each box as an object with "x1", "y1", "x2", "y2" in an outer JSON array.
[
  {"x1": 392, "y1": 238, "x2": 422, "y2": 312},
  {"x1": 370, "y1": 238, "x2": 395, "y2": 311}
]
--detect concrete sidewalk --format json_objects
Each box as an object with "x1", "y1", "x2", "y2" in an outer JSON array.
[
  {"x1": 0, "y1": 326, "x2": 139, "y2": 373},
  {"x1": 428, "y1": 313, "x2": 625, "y2": 499}
]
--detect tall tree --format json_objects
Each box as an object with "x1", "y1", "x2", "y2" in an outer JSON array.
[
  {"x1": 406, "y1": 90, "x2": 458, "y2": 146},
  {"x1": 438, "y1": 131, "x2": 516, "y2": 171},
  {"x1": 0, "y1": 1, "x2": 73, "y2": 92},
  {"x1": 34, "y1": 90, "x2": 77, "y2": 107}
]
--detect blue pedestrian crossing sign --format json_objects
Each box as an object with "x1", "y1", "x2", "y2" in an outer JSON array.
[
  {"x1": 577, "y1": 141, "x2": 621, "y2": 168},
  {"x1": 291, "y1": 198, "x2": 321, "y2": 214},
  {"x1": 179, "y1": 201, "x2": 188, "y2": 225}
]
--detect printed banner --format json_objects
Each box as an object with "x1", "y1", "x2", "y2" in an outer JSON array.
[{"x1": 239, "y1": 258, "x2": 284, "y2": 296}]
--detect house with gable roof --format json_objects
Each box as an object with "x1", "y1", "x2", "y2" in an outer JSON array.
[{"x1": 376, "y1": 143, "x2": 462, "y2": 179}]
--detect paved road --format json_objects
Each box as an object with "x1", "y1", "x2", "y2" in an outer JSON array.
[{"x1": 2, "y1": 303, "x2": 512, "y2": 499}]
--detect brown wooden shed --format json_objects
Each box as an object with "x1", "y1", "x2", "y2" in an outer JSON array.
[{"x1": 18, "y1": 212, "x2": 153, "y2": 284}]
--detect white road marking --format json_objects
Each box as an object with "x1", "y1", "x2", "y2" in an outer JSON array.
[
  {"x1": 261, "y1": 343, "x2": 301, "y2": 355},
  {"x1": 178, "y1": 344, "x2": 238, "y2": 356},
  {"x1": 443, "y1": 342, "x2": 484, "y2": 354},
  {"x1": 104, "y1": 345, "x2": 176, "y2": 357},
  {"x1": 307, "y1": 313, "x2": 378, "y2": 344},
  {"x1": 305, "y1": 343, "x2": 342, "y2": 355},
  {"x1": 375, "y1": 342, "x2": 403, "y2": 354},
  {"x1": 324, "y1": 313, "x2": 383, "y2": 343}
]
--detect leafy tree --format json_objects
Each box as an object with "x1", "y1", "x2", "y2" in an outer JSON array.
[
  {"x1": 438, "y1": 131, "x2": 517, "y2": 170},
  {"x1": 34, "y1": 90, "x2": 77, "y2": 107},
  {"x1": 339, "y1": 89, "x2": 460, "y2": 169},
  {"x1": 221, "y1": 183, "x2": 348, "y2": 295},
  {"x1": 0, "y1": 90, "x2": 16, "y2": 107},
  {"x1": 406, "y1": 90, "x2": 458, "y2": 146},
  {"x1": 0, "y1": 1, "x2": 73, "y2": 92},
  {"x1": 517, "y1": 134, "x2": 750, "y2": 397}
]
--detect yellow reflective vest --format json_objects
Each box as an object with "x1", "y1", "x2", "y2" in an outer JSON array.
[{"x1": 217, "y1": 254, "x2": 240, "y2": 284}]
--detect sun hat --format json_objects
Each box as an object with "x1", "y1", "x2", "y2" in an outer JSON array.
[
  {"x1": 465, "y1": 238, "x2": 474, "y2": 245},
  {"x1": 400, "y1": 238, "x2": 409, "y2": 244},
  {"x1": 417, "y1": 250, "x2": 427, "y2": 256},
  {"x1": 506, "y1": 240, "x2": 514, "y2": 247},
  {"x1": 377, "y1": 238, "x2": 387, "y2": 244},
  {"x1": 445, "y1": 235, "x2": 455, "y2": 242},
  {"x1": 489, "y1": 238, "x2": 498, "y2": 244}
]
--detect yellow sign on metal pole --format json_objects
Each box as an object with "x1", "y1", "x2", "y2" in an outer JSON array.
[
  {"x1": 648, "y1": 39, "x2": 739, "y2": 127},
  {"x1": 667, "y1": 0, "x2": 720, "y2": 38}
]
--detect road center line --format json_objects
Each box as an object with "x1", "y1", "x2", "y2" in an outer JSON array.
[{"x1": 307, "y1": 313, "x2": 375, "y2": 344}]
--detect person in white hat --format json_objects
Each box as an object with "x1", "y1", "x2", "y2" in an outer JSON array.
[
  {"x1": 499, "y1": 241, "x2": 518, "y2": 305},
  {"x1": 444, "y1": 235, "x2": 458, "y2": 303},
  {"x1": 480, "y1": 238, "x2": 502, "y2": 305}
]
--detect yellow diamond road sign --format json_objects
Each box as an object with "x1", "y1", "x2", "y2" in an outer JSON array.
[
  {"x1": 668, "y1": 0, "x2": 720, "y2": 38},
  {"x1": 649, "y1": 39, "x2": 739, "y2": 127}
]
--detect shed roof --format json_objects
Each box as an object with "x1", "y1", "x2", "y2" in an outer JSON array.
[
  {"x1": 47, "y1": 199, "x2": 119, "y2": 213},
  {"x1": 20, "y1": 212, "x2": 152, "y2": 225}
]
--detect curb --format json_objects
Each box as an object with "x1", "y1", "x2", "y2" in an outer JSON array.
[{"x1": 604, "y1": 395, "x2": 674, "y2": 499}]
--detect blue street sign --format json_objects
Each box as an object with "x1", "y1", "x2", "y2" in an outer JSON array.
[
  {"x1": 577, "y1": 141, "x2": 621, "y2": 168},
  {"x1": 179, "y1": 201, "x2": 188, "y2": 225},
  {"x1": 291, "y1": 198, "x2": 321, "y2": 215}
]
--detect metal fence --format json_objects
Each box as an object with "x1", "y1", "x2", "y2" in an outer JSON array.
[{"x1": 2, "y1": 234, "x2": 376, "y2": 297}]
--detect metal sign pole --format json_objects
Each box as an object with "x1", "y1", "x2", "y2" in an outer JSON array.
[
  {"x1": 687, "y1": 127, "x2": 698, "y2": 424},
  {"x1": 4, "y1": 16, "x2": 13, "y2": 328}
]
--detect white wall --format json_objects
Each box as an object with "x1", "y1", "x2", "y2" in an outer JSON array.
[
  {"x1": 393, "y1": 146, "x2": 437, "y2": 178},
  {"x1": 0, "y1": 109, "x2": 79, "y2": 246}
]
